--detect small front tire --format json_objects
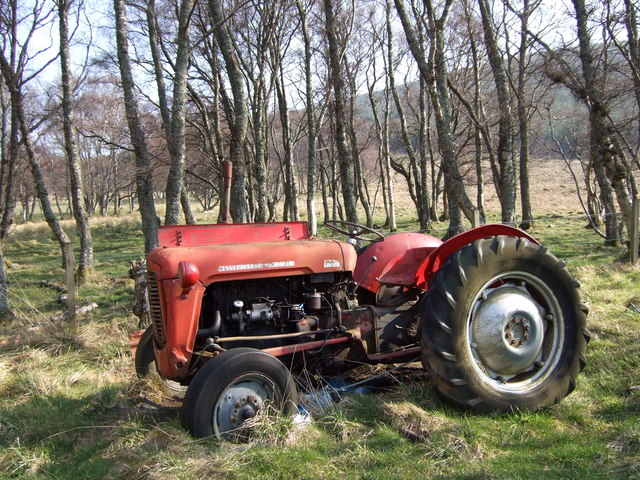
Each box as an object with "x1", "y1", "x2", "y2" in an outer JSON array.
[
  {"x1": 182, "y1": 348, "x2": 299, "y2": 439},
  {"x1": 134, "y1": 325, "x2": 156, "y2": 377}
]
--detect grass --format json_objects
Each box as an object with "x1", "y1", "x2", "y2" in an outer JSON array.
[{"x1": 1, "y1": 211, "x2": 639, "y2": 479}]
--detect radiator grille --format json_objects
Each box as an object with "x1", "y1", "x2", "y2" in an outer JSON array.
[{"x1": 146, "y1": 271, "x2": 166, "y2": 349}]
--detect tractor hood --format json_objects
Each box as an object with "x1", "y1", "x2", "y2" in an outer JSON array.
[
  {"x1": 148, "y1": 223, "x2": 356, "y2": 284},
  {"x1": 148, "y1": 239, "x2": 357, "y2": 284}
]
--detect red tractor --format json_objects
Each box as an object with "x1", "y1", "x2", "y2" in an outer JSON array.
[{"x1": 136, "y1": 220, "x2": 588, "y2": 439}]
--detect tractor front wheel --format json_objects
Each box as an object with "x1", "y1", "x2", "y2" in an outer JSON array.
[
  {"x1": 421, "y1": 236, "x2": 588, "y2": 412},
  {"x1": 134, "y1": 325, "x2": 156, "y2": 377},
  {"x1": 182, "y1": 348, "x2": 298, "y2": 440}
]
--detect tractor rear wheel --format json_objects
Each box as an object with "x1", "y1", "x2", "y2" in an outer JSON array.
[
  {"x1": 421, "y1": 236, "x2": 588, "y2": 412},
  {"x1": 182, "y1": 348, "x2": 298, "y2": 440}
]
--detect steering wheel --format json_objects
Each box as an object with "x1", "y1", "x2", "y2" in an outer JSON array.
[{"x1": 324, "y1": 220, "x2": 385, "y2": 243}]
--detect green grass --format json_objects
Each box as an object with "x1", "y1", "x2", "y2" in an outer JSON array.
[{"x1": 1, "y1": 212, "x2": 639, "y2": 479}]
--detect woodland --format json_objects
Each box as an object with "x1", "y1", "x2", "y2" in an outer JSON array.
[{"x1": 0, "y1": 0, "x2": 639, "y2": 319}]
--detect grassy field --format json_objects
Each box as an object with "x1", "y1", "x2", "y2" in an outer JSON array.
[{"x1": 0, "y1": 212, "x2": 639, "y2": 479}]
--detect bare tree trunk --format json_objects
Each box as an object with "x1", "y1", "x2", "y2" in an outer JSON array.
[
  {"x1": 573, "y1": 0, "x2": 625, "y2": 245},
  {"x1": 395, "y1": 0, "x2": 474, "y2": 237},
  {"x1": 113, "y1": 0, "x2": 159, "y2": 253},
  {"x1": 1, "y1": 106, "x2": 18, "y2": 241},
  {"x1": 0, "y1": 243, "x2": 10, "y2": 320},
  {"x1": 0, "y1": 88, "x2": 12, "y2": 316},
  {"x1": 7, "y1": 87, "x2": 71, "y2": 264},
  {"x1": 324, "y1": 0, "x2": 358, "y2": 224},
  {"x1": 511, "y1": 0, "x2": 535, "y2": 230},
  {"x1": 162, "y1": 0, "x2": 196, "y2": 225},
  {"x1": 296, "y1": 0, "x2": 317, "y2": 235},
  {"x1": 59, "y1": 0, "x2": 93, "y2": 279},
  {"x1": 210, "y1": 0, "x2": 248, "y2": 223},
  {"x1": 366, "y1": 51, "x2": 394, "y2": 230},
  {"x1": 274, "y1": 67, "x2": 299, "y2": 221},
  {"x1": 382, "y1": 80, "x2": 396, "y2": 232},
  {"x1": 622, "y1": 0, "x2": 640, "y2": 146},
  {"x1": 181, "y1": 187, "x2": 196, "y2": 224},
  {"x1": 461, "y1": 0, "x2": 485, "y2": 222},
  {"x1": 478, "y1": 0, "x2": 516, "y2": 226},
  {"x1": 250, "y1": 83, "x2": 269, "y2": 222},
  {"x1": 385, "y1": 0, "x2": 419, "y2": 230}
]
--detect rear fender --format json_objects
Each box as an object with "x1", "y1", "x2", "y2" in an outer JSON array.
[
  {"x1": 354, "y1": 232, "x2": 442, "y2": 294},
  {"x1": 414, "y1": 225, "x2": 539, "y2": 290}
]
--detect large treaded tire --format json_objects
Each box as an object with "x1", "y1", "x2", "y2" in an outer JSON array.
[
  {"x1": 182, "y1": 348, "x2": 298, "y2": 439},
  {"x1": 421, "y1": 236, "x2": 589, "y2": 412}
]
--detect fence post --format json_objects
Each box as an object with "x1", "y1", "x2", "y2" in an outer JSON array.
[
  {"x1": 632, "y1": 197, "x2": 639, "y2": 265},
  {"x1": 65, "y1": 242, "x2": 77, "y2": 332}
]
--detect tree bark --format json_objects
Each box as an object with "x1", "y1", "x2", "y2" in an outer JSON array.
[
  {"x1": 622, "y1": 0, "x2": 640, "y2": 145},
  {"x1": 478, "y1": 0, "x2": 516, "y2": 225},
  {"x1": 209, "y1": 0, "x2": 248, "y2": 223},
  {"x1": 386, "y1": 0, "x2": 419, "y2": 230},
  {"x1": 572, "y1": 0, "x2": 625, "y2": 244},
  {"x1": 296, "y1": 0, "x2": 317, "y2": 235},
  {"x1": 162, "y1": 0, "x2": 196, "y2": 225},
  {"x1": 394, "y1": 0, "x2": 474, "y2": 237},
  {"x1": 59, "y1": 0, "x2": 93, "y2": 279},
  {"x1": 324, "y1": 0, "x2": 359, "y2": 224},
  {"x1": 0, "y1": 104, "x2": 18, "y2": 241},
  {"x1": 113, "y1": 0, "x2": 159, "y2": 253},
  {"x1": 516, "y1": 0, "x2": 534, "y2": 230},
  {"x1": 275, "y1": 66, "x2": 299, "y2": 222},
  {"x1": 0, "y1": 243, "x2": 10, "y2": 320}
]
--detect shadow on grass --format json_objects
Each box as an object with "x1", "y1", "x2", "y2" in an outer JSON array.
[{"x1": 0, "y1": 383, "x2": 181, "y2": 479}]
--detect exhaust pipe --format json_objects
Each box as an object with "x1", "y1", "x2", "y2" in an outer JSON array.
[{"x1": 220, "y1": 159, "x2": 232, "y2": 223}]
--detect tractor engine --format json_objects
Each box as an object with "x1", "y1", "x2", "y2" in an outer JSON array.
[{"x1": 197, "y1": 272, "x2": 355, "y2": 342}]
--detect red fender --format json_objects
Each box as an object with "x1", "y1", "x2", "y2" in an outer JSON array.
[
  {"x1": 354, "y1": 232, "x2": 443, "y2": 294},
  {"x1": 414, "y1": 225, "x2": 539, "y2": 290}
]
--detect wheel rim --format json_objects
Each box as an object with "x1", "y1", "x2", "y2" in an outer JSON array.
[
  {"x1": 466, "y1": 271, "x2": 564, "y2": 394},
  {"x1": 213, "y1": 373, "x2": 276, "y2": 439}
]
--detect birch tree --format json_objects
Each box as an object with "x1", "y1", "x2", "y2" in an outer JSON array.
[
  {"x1": 296, "y1": 0, "x2": 318, "y2": 235},
  {"x1": 477, "y1": 0, "x2": 516, "y2": 225},
  {"x1": 324, "y1": 0, "x2": 359, "y2": 224},
  {"x1": 0, "y1": 0, "x2": 72, "y2": 265},
  {"x1": 58, "y1": 0, "x2": 93, "y2": 278},
  {"x1": 209, "y1": 0, "x2": 249, "y2": 223},
  {"x1": 394, "y1": 0, "x2": 476, "y2": 236},
  {"x1": 113, "y1": 0, "x2": 159, "y2": 253}
]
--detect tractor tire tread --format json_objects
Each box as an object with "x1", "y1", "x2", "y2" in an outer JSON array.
[{"x1": 421, "y1": 235, "x2": 588, "y2": 413}]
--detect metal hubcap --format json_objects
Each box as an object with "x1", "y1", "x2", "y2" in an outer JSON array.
[
  {"x1": 467, "y1": 272, "x2": 563, "y2": 392},
  {"x1": 214, "y1": 374, "x2": 274, "y2": 438},
  {"x1": 471, "y1": 285, "x2": 544, "y2": 376}
]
